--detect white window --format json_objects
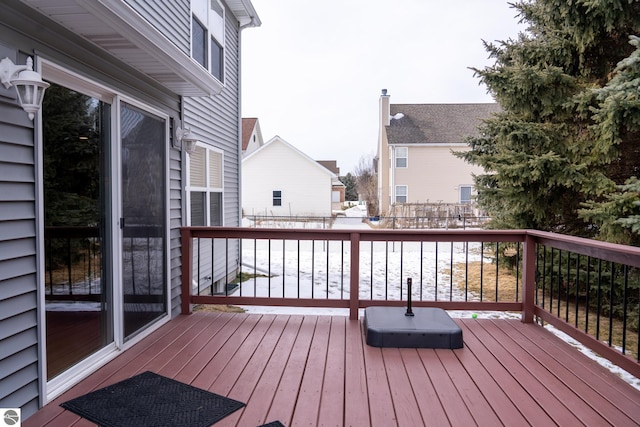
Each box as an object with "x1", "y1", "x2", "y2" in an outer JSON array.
[
  {"x1": 332, "y1": 190, "x2": 341, "y2": 203},
  {"x1": 395, "y1": 147, "x2": 408, "y2": 168},
  {"x1": 395, "y1": 185, "x2": 408, "y2": 203},
  {"x1": 460, "y1": 185, "x2": 473, "y2": 204},
  {"x1": 192, "y1": 0, "x2": 225, "y2": 82},
  {"x1": 188, "y1": 144, "x2": 223, "y2": 225}
]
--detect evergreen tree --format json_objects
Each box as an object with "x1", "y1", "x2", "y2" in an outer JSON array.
[
  {"x1": 457, "y1": 0, "x2": 640, "y2": 236},
  {"x1": 579, "y1": 36, "x2": 640, "y2": 244},
  {"x1": 339, "y1": 173, "x2": 358, "y2": 201}
]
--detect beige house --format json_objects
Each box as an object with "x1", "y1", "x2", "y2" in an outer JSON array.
[{"x1": 376, "y1": 90, "x2": 499, "y2": 216}]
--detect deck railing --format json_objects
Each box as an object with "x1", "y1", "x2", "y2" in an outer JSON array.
[{"x1": 181, "y1": 226, "x2": 640, "y2": 378}]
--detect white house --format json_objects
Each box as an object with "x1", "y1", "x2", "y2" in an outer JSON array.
[{"x1": 242, "y1": 136, "x2": 337, "y2": 217}]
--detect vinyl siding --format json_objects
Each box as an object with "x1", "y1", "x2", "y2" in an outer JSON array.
[
  {"x1": 394, "y1": 145, "x2": 483, "y2": 204},
  {"x1": 183, "y1": 7, "x2": 241, "y2": 289},
  {"x1": 0, "y1": 95, "x2": 40, "y2": 417},
  {"x1": 243, "y1": 141, "x2": 334, "y2": 217},
  {"x1": 124, "y1": 0, "x2": 191, "y2": 55}
]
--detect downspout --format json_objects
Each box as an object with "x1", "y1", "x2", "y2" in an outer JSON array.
[{"x1": 237, "y1": 14, "x2": 260, "y2": 228}]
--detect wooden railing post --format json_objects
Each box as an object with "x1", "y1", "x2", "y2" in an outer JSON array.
[
  {"x1": 521, "y1": 233, "x2": 536, "y2": 323},
  {"x1": 349, "y1": 232, "x2": 360, "y2": 320},
  {"x1": 181, "y1": 227, "x2": 193, "y2": 315}
]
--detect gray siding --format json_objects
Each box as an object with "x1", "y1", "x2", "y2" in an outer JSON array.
[
  {"x1": 125, "y1": 0, "x2": 191, "y2": 56},
  {"x1": 183, "y1": 6, "x2": 242, "y2": 289},
  {"x1": 0, "y1": 94, "x2": 40, "y2": 416}
]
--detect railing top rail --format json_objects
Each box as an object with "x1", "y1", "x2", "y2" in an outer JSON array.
[
  {"x1": 526, "y1": 229, "x2": 640, "y2": 267},
  {"x1": 182, "y1": 226, "x2": 527, "y2": 242}
]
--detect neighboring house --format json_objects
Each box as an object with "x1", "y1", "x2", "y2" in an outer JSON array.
[
  {"x1": 241, "y1": 117, "x2": 264, "y2": 156},
  {"x1": 0, "y1": 0, "x2": 259, "y2": 420},
  {"x1": 317, "y1": 160, "x2": 346, "y2": 212},
  {"x1": 376, "y1": 89, "x2": 500, "y2": 216},
  {"x1": 243, "y1": 136, "x2": 338, "y2": 217}
]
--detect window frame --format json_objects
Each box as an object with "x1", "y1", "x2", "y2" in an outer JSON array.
[
  {"x1": 395, "y1": 185, "x2": 408, "y2": 203},
  {"x1": 395, "y1": 146, "x2": 408, "y2": 168},
  {"x1": 187, "y1": 143, "x2": 224, "y2": 226},
  {"x1": 459, "y1": 185, "x2": 473, "y2": 204},
  {"x1": 191, "y1": 0, "x2": 225, "y2": 83},
  {"x1": 273, "y1": 190, "x2": 282, "y2": 207}
]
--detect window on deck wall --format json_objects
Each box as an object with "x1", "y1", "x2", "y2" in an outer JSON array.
[
  {"x1": 188, "y1": 144, "x2": 223, "y2": 226},
  {"x1": 395, "y1": 185, "x2": 408, "y2": 203},
  {"x1": 191, "y1": 0, "x2": 225, "y2": 82}
]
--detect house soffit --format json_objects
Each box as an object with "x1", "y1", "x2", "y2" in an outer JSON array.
[{"x1": 20, "y1": 0, "x2": 224, "y2": 96}]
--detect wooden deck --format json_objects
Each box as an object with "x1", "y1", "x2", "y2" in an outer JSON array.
[{"x1": 25, "y1": 312, "x2": 640, "y2": 427}]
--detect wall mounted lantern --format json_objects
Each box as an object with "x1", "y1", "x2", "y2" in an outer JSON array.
[
  {"x1": 174, "y1": 127, "x2": 198, "y2": 155},
  {"x1": 0, "y1": 57, "x2": 49, "y2": 120}
]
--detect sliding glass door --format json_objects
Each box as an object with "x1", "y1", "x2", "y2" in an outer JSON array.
[
  {"x1": 42, "y1": 67, "x2": 169, "y2": 381},
  {"x1": 120, "y1": 102, "x2": 167, "y2": 340},
  {"x1": 43, "y1": 83, "x2": 113, "y2": 379}
]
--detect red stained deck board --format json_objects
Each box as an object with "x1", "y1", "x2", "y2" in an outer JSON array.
[
  {"x1": 217, "y1": 315, "x2": 292, "y2": 426},
  {"x1": 24, "y1": 314, "x2": 640, "y2": 427},
  {"x1": 317, "y1": 316, "x2": 347, "y2": 426},
  {"x1": 343, "y1": 318, "x2": 371, "y2": 427},
  {"x1": 417, "y1": 349, "x2": 478, "y2": 426},
  {"x1": 499, "y1": 319, "x2": 640, "y2": 426},
  {"x1": 397, "y1": 349, "x2": 451, "y2": 426},
  {"x1": 462, "y1": 320, "x2": 583, "y2": 426},
  {"x1": 457, "y1": 320, "x2": 556, "y2": 425},
  {"x1": 382, "y1": 348, "x2": 427, "y2": 427},
  {"x1": 265, "y1": 315, "x2": 318, "y2": 425},
  {"x1": 290, "y1": 315, "x2": 332, "y2": 426},
  {"x1": 478, "y1": 319, "x2": 611, "y2": 426},
  {"x1": 362, "y1": 341, "x2": 397, "y2": 426},
  {"x1": 233, "y1": 315, "x2": 305, "y2": 427}
]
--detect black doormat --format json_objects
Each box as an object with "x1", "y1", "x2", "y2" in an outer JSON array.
[
  {"x1": 60, "y1": 371, "x2": 245, "y2": 427},
  {"x1": 257, "y1": 422, "x2": 285, "y2": 427}
]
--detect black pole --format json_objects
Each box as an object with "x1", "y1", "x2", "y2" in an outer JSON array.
[{"x1": 405, "y1": 277, "x2": 414, "y2": 316}]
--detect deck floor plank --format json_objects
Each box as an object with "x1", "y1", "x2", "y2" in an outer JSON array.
[
  {"x1": 457, "y1": 320, "x2": 556, "y2": 426},
  {"x1": 317, "y1": 316, "x2": 346, "y2": 427},
  {"x1": 503, "y1": 319, "x2": 640, "y2": 415},
  {"x1": 343, "y1": 318, "x2": 371, "y2": 427},
  {"x1": 381, "y1": 348, "x2": 426, "y2": 427},
  {"x1": 417, "y1": 349, "x2": 478, "y2": 426},
  {"x1": 265, "y1": 315, "x2": 318, "y2": 425},
  {"x1": 233, "y1": 315, "x2": 305, "y2": 427},
  {"x1": 479, "y1": 319, "x2": 612, "y2": 426},
  {"x1": 216, "y1": 315, "x2": 292, "y2": 426},
  {"x1": 290, "y1": 315, "x2": 332, "y2": 426},
  {"x1": 397, "y1": 348, "x2": 451, "y2": 426},
  {"x1": 362, "y1": 338, "x2": 398, "y2": 426},
  {"x1": 499, "y1": 319, "x2": 640, "y2": 426},
  {"x1": 24, "y1": 314, "x2": 640, "y2": 427}
]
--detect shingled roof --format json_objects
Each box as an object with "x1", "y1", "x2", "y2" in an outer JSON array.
[
  {"x1": 242, "y1": 117, "x2": 258, "y2": 151},
  {"x1": 386, "y1": 103, "x2": 500, "y2": 144}
]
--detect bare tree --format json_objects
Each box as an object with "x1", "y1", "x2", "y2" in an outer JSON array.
[{"x1": 354, "y1": 154, "x2": 378, "y2": 216}]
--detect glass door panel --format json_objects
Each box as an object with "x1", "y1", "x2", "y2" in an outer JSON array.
[
  {"x1": 120, "y1": 102, "x2": 167, "y2": 340},
  {"x1": 43, "y1": 83, "x2": 113, "y2": 379}
]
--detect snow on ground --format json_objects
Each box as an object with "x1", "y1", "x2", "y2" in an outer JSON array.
[{"x1": 237, "y1": 217, "x2": 640, "y2": 391}]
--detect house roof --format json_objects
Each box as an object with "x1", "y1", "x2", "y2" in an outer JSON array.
[
  {"x1": 243, "y1": 135, "x2": 338, "y2": 178},
  {"x1": 242, "y1": 117, "x2": 258, "y2": 151},
  {"x1": 387, "y1": 103, "x2": 500, "y2": 144},
  {"x1": 20, "y1": 0, "x2": 260, "y2": 97},
  {"x1": 317, "y1": 160, "x2": 340, "y2": 175}
]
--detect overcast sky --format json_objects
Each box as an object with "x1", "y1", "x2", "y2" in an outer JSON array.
[{"x1": 241, "y1": 0, "x2": 525, "y2": 174}]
